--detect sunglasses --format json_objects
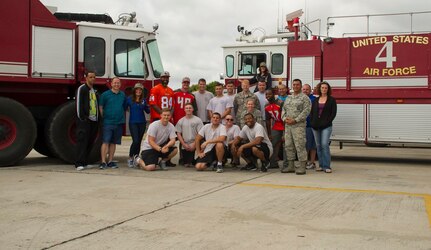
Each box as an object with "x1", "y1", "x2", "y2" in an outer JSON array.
[{"x1": 226, "y1": 118, "x2": 234, "y2": 121}]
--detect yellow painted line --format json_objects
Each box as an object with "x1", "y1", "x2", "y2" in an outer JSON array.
[
  {"x1": 239, "y1": 183, "x2": 429, "y2": 197},
  {"x1": 425, "y1": 195, "x2": 431, "y2": 228},
  {"x1": 239, "y1": 183, "x2": 431, "y2": 227}
]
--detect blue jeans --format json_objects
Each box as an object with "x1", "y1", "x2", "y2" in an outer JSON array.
[
  {"x1": 312, "y1": 126, "x2": 332, "y2": 169},
  {"x1": 129, "y1": 123, "x2": 146, "y2": 157}
]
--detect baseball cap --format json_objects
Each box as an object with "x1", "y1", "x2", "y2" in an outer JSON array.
[
  {"x1": 133, "y1": 83, "x2": 143, "y2": 89},
  {"x1": 160, "y1": 71, "x2": 170, "y2": 77},
  {"x1": 182, "y1": 76, "x2": 191, "y2": 82}
]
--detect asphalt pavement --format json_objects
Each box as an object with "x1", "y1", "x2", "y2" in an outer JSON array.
[{"x1": 0, "y1": 139, "x2": 430, "y2": 249}]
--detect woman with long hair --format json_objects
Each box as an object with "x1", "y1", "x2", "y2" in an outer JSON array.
[
  {"x1": 125, "y1": 83, "x2": 150, "y2": 167},
  {"x1": 250, "y1": 62, "x2": 272, "y2": 92},
  {"x1": 310, "y1": 81, "x2": 337, "y2": 173}
]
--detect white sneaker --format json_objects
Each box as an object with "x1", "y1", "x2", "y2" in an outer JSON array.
[
  {"x1": 127, "y1": 158, "x2": 134, "y2": 168},
  {"x1": 132, "y1": 155, "x2": 140, "y2": 168},
  {"x1": 159, "y1": 160, "x2": 168, "y2": 170},
  {"x1": 306, "y1": 162, "x2": 316, "y2": 169},
  {"x1": 76, "y1": 166, "x2": 85, "y2": 171}
]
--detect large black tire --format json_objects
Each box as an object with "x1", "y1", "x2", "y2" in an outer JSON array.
[
  {"x1": 0, "y1": 97, "x2": 37, "y2": 166},
  {"x1": 29, "y1": 106, "x2": 56, "y2": 157},
  {"x1": 45, "y1": 101, "x2": 102, "y2": 164},
  {"x1": 33, "y1": 120, "x2": 55, "y2": 157}
]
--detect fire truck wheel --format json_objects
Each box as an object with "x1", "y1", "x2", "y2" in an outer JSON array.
[
  {"x1": 45, "y1": 101, "x2": 101, "y2": 164},
  {"x1": 33, "y1": 121, "x2": 55, "y2": 157},
  {"x1": 0, "y1": 97, "x2": 37, "y2": 167}
]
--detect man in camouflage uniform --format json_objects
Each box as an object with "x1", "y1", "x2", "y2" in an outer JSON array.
[
  {"x1": 233, "y1": 80, "x2": 260, "y2": 127},
  {"x1": 281, "y1": 79, "x2": 311, "y2": 175}
]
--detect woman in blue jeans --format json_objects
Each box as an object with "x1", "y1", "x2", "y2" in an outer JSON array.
[
  {"x1": 310, "y1": 82, "x2": 337, "y2": 173},
  {"x1": 126, "y1": 83, "x2": 150, "y2": 167}
]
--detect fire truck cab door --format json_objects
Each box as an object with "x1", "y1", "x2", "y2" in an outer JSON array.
[
  {"x1": 78, "y1": 24, "x2": 149, "y2": 83},
  {"x1": 78, "y1": 25, "x2": 111, "y2": 81}
]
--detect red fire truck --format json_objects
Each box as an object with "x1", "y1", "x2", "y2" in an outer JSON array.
[
  {"x1": 222, "y1": 10, "x2": 431, "y2": 146},
  {"x1": 0, "y1": 0, "x2": 165, "y2": 166}
]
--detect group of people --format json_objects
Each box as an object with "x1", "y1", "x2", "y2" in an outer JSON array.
[
  {"x1": 75, "y1": 71, "x2": 150, "y2": 171},
  {"x1": 75, "y1": 67, "x2": 337, "y2": 175}
]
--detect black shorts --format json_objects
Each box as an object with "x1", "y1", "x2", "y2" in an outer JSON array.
[
  {"x1": 140, "y1": 147, "x2": 176, "y2": 165},
  {"x1": 225, "y1": 144, "x2": 233, "y2": 159},
  {"x1": 181, "y1": 148, "x2": 195, "y2": 164},
  {"x1": 225, "y1": 143, "x2": 238, "y2": 159},
  {"x1": 243, "y1": 143, "x2": 270, "y2": 161},
  {"x1": 196, "y1": 145, "x2": 227, "y2": 165}
]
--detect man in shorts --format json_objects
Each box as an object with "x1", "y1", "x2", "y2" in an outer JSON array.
[
  {"x1": 99, "y1": 77, "x2": 126, "y2": 169},
  {"x1": 232, "y1": 113, "x2": 273, "y2": 172},
  {"x1": 133, "y1": 109, "x2": 178, "y2": 171},
  {"x1": 176, "y1": 103, "x2": 203, "y2": 167},
  {"x1": 195, "y1": 113, "x2": 227, "y2": 173},
  {"x1": 225, "y1": 114, "x2": 241, "y2": 167}
]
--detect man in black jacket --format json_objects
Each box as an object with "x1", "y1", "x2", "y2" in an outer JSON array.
[{"x1": 75, "y1": 71, "x2": 99, "y2": 170}]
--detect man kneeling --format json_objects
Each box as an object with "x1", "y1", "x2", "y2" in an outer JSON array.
[
  {"x1": 232, "y1": 113, "x2": 273, "y2": 172},
  {"x1": 195, "y1": 113, "x2": 227, "y2": 173},
  {"x1": 134, "y1": 109, "x2": 178, "y2": 171}
]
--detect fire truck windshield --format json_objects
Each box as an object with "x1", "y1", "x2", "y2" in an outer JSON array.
[{"x1": 147, "y1": 39, "x2": 164, "y2": 78}]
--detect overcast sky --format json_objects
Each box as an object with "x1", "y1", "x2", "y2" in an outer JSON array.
[{"x1": 41, "y1": 0, "x2": 430, "y2": 89}]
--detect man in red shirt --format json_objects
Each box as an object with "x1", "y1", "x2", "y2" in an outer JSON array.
[
  {"x1": 149, "y1": 71, "x2": 174, "y2": 122},
  {"x1": 172, "y1": 76, "x2": 197, "y2": 125},
  {"x1": 265, "y1": 89, "x2": 287, "y2": 169}
]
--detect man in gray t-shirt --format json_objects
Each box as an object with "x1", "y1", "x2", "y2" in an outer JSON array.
[
  {"x1": 206, "y1": 83, "x2": 233, "y2": 124},
  {"x1": 176, "y1": 103, "x2": 204, "y2": 167},
  {"x1": 193, "y1": 78, "x2": 214, "y2": 123},
  {"x1": 225, "y1": 81, "x2": 236, "y2": 123},
  {"x1": 232, "y1": 113, "x2": 273, "y2": 172},
  {"x1": 195, "y1": 113, "x2": 227, "y2": 173},
  {"x1": 134, "y1": 109, "x2": 178, "y2": 171}
]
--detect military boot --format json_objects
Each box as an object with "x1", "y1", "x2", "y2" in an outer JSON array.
[
  {"x1": 296, "y1": 161, "x2": 307, "y2": 175},
  {"x1": 281, "y1": 160, "x2": 295, "y2": 173}
]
